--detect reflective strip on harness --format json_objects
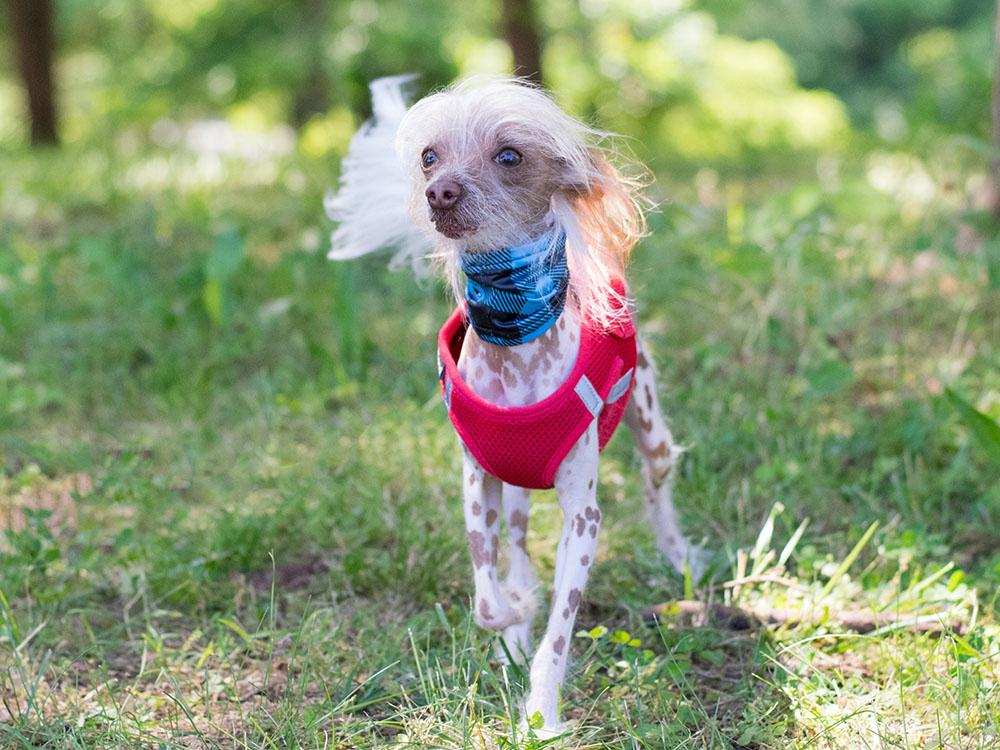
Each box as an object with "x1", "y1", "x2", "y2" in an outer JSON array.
[
  {"x1": 606, "y1": 368, "x2": 634, "y2": 404},
  {"x1": 574, "y1": 375, "x2": 603, "y2": 417},
  {"x1": 443, "y1": 375, "x2": 453, "y2": 409}
]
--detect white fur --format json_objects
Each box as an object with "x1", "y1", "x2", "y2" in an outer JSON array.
[
  {"x1": 325, "y1": 76, "x2": 431, "y2": 273},
  {"x1": 328, "y1": 76, "x2": 645, "y2": 330},
  {"x1": 394, "y1": 78, "x2": 643, "y2": 330}
]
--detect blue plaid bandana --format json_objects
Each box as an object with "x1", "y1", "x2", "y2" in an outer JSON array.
[{"x1": 459, "y1": 231, "x2": 569, "y2": 347}]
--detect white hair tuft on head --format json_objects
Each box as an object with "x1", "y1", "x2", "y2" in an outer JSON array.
[{"x1": 325, "y1": 75, "x2": 432, "y2": 273}]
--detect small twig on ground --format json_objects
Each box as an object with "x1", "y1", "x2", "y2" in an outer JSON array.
[
  {"x1": 645, "y1": 600, "x2": 967, "y2": 635},
  {"x1": 719, "y1": 575, "x2": 806, "y2": 591}
]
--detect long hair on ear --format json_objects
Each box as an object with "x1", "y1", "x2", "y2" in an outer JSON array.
[{"x1": 551, "y1": 147, "x2": 649, "y2": 331}]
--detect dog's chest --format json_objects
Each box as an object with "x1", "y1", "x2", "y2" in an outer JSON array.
[{"x1": 458, "y1": 314, "x2": 580, "y2": 406}]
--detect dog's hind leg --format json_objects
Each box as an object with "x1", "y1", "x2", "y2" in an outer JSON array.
[
  {"x1": 496, "y1": 483, "x2": 537, "y2": 664},
  {"x1": 623, "y1": 339, "x2": 699, "y2": 574}
]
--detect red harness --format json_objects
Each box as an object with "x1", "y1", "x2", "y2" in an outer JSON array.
[{"x1": 437, "y1": 289, "x2": 637, "y2": 490}]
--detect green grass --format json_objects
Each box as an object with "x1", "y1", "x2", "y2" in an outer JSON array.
[{"x1": 1, "y1": 137, "x2": 999, "y2": 748}]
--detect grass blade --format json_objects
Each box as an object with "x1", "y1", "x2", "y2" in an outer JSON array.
[{"x1": 819, "y1": 520, "x2": 879, "y2": 600}]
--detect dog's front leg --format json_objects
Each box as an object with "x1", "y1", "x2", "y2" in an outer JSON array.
[
  {"x1": 496, "y1": 483, "x2": 537, "y2": 663},
  {"x1": 522, "y1": 423, "x2": 600, "y2": 732},
  {"x1": 463, "y1": 449, "x2": 522, "y2": 631}
]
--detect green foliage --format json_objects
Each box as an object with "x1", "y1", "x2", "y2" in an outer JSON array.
[
  {"x1": 702, "y1": 0, "x2": 994, "y2": 139},
  {"x1": 945, "y1": 388, "x2": 1000, "y2": 465},
  {"x1": 1, "y1": 0, "x2": 999, "y2": 746}
]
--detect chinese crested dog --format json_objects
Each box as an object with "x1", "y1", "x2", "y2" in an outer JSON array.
[{"x1": 326, "y1": 76, "x2": 699, "y2": 733}]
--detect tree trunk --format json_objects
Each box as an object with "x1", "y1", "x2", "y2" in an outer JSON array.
[
  {"x1": 992, "y1": 0, "x2": 1000, "y2": 218},
  {"x1": 500, "y1": 0, "x2": 543, "y2": 84},
  {"x1": 292, "y1": 0, "x2": 330, "y2": 127},
  {"x1": 8, "y1": 0, "x2": 58, "y2": 145}
]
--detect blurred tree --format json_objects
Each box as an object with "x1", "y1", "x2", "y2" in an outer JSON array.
[
  {"x1": 993, "y1": 0, "x2": 1000, "y2": 217},
  {"x1": 8, "y1": 0, "x2": 58, "y2": 144},
  {"x1": 292, "y1": 0, "x2": 331, "y2": 126},
  {"x1": 501, "y1": 0, "x2": 542, "y2": 82},
  {"x1": 718, "y1": 0, "x2": 992, "y2": 136}
]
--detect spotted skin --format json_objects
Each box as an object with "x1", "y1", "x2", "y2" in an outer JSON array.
[
  {"x1": 622, "y1": 340, "x2": 700, "y2": 574},
  {"x1": 498, "y1": 483, "x2": 536, "y2": 663},
  {"x1": 462, "y1": 450, "x2": 523, "y2": 631},
  {"x1": 456, "y1": 316, "x2": 696, "y2": 732}
]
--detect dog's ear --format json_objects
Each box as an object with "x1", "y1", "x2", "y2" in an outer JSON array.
[
  {"x1": 554, "y1": 149, "x2": 600, "y2": 196},
  {"x1": 559, "y1": 149, "x2": 647, "y2": 261}
]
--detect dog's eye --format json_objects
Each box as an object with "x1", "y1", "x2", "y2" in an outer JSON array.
[
  {"x1": 421, "y1": 149, "x2": 439, "y2": 169},
  {"x1": 494, "y1": 148, "x2": 522, "y2": 167}
]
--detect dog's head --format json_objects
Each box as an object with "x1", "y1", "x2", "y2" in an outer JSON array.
[
  {"x1": 395, "y1": 79, "x2": 640, "y2": 256},
  {"x1": 329, "y1": 77, "x2": 648, "y2": 329}
]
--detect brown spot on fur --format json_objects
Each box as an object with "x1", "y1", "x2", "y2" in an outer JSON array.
[
  {"x1": 510, "y1": 509, "x2": 528, "y2": 534},
  {"x1": 562, "y1": 607, "x2": 570, "y2": 619},
  {"x1": 479, "y1": 598, "x2": 492, "y2": 621},
  {"x1": 486, "y1": 509, "x2": 497, "y2": 527},
  {"x1": 584, "y1": 506, "x2": 600, "y2": 522},
  {"x1": 553, "y1": 636, "x2": 566, "y2": 655},
  {"x1": 589, "y1": 524, "x2": 597, "y2": 538},
  {"x1": 637, "y1": 349, "x2": 650, "y2": 369},
  {"x1": 467, "y1": 530, "x2": 488, "y2": 568},
  {"x1": 498, "y1": 324, "x2": 567, "y2": 384},
  {"x1": 471, "y1": 501, "x2": 481, "y2": 515},
  {"x1": 580, "y1": 555, "x2": 590, "y2": 566},
  {"x1": 501, "y1": 363, "x2": 517, "y2": 388},
  {"x1": 645, "y1": 385, "x2": 653, "y2": 411},
  {"x1": 568, "y1": 588, "x2": 581, "y2": 610},
  {"x1": 490, "y1": 534, "x2": 499, "y2": 564},
  {"x1": 649, "y1": 441, "x2": 669, "y2": 459},
  {"x1": 516, "y1": 536, "x2": 527, "y2": 552},
  {"x1": 587, "y1": 479, "x2": 594, "y2": 491},
  {"x1": 640, "y1": 414, "x2": 654, "y2": 432},
  {"x1": 482, "y1": 377, "x2": 505, "y2": 402},
  {"x1": 575, "y1": 514, "x2": 586, "y2": 537}
]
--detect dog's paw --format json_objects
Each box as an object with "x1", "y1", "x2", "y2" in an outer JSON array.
[
  {"x1": 662, "y1": 538, "x2": 713, "y2": 581},
  {"x1": 685, "y1": 543, "x2": 714, "y2": 583},
  {"x1": 501, "y1": 582, "x2": 538, "y2": 624},
  {"x1": 474, "y1": 596, "x2": 521, "y2": 631},
  {"x1": 518, "y1": 719, "x2": 567, "y2": 740},
  {"x1": 496, "y1": 621, "x2": 532, "y2": 665},
  {"x1": 518, "y1": 704, "x2": 568, "y2": 739}
]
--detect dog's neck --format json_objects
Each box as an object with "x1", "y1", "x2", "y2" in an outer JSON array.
[
  {"x1": 459, "y1": 231, "x2": 568, "y2": 348},
  {"x1": 455, "y1": 230, "x2": 579, "y2": 406},
  {"x1": 457, "y1": 305, "x2": 580, "y2": 408}
]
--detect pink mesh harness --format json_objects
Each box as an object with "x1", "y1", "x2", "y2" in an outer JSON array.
[{"x1": 437, "y1": 285, "x2": 637, "y2": 490}]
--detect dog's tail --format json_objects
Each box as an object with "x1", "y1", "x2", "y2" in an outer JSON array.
[{"x1": 325, "y1": 75, "x2": 431, "y2": 272}]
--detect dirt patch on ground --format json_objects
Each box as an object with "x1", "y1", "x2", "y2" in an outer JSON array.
[
  {"x1": 235, "y1": 553, "x2": 329, "y2": 593},
  {"x1": 0, "y1": 471, "x2": 92, "y2": 535}
]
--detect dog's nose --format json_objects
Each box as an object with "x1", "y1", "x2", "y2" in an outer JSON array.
[{"x1": 426, "y1": 179, "x2": 463, "y2": 210}]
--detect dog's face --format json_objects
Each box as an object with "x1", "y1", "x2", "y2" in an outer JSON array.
[{"x1": 395, "y1": 81, "x2": 596, "y2": 251}]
